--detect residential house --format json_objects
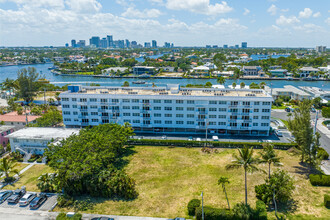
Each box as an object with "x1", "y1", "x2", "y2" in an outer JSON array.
[{"x1": 0, "y1": 125, "x2": 15, "y2": 147}]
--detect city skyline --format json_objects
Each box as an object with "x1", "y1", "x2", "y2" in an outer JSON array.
[{"x1": 0, "y1": 0, "x2": 329, "y2": 47}]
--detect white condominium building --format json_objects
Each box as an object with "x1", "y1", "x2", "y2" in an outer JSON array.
[{"x1": 60, "y1": 85, "x2": 273, "y2": 136}]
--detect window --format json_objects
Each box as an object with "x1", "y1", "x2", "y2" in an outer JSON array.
[
  {"x1": 254, "y1": 109, "x2": 259, "y2": 113},
  {"x1": 165, "y1": 121, "x2": 172, "y2": 124},
  {"x1": 72, "y1": 105, "x2": 77, "y2": 108},
  {"x1": 82, "y1": 119, "x2": 89, "y2": 123},
  {"x1": 176, "y1": 114, "x2": 184, "y2": 118},
  {"x1": 209, "y1": 101, "x2": 217, "y2": 104},
  {"x1": 176, "y1": 107, "x2": 184, "y2": 111},
  {"x1": 154, "y1": 106, "x2": 161, "y2": 110},
  {"x1": 242, "y1": 109, "x2": 250, "y2": 113},
  {"x1": 187, "y1": 114, "x2": 194, "y2": 118},
  {"x1": 90, "y1": 98, "x2": 97, "y2": 102},
  {"x1": 218, "y1": 122, "x2": 226, "y2": 125},
  {"x1": 261, "y1": 123, "x2": 269, "y2": 127},
  {"x1": 123, "y1": 99, "x2": 130, "y2": 103},
  {"x1": 133, "y1": 113, "x2": 140, "y2": 116},
  {"x1": 165, "y1": 107, "x2": 172, "y2": 111},
  {"x1": 253, "y1": 116, "x2": 259, "y2": 119},
  {"x1": 187, "y1": 121, "x2": 194, "y2": 125},
  {"x1": 124, "y1": 120, "x2": 131, "y2": 123},
  {"x1": 230, "y1": 101, "x2": 238, "y2": 106},
  {"x1": 209, "y1": 115, "x2": 216, "y2": 118},
  {"x1": 112, "y1": 99, "x2": 119, "y2": 103},
  {"x1": 92, "y1": 119, "x2": 98, "y2": 122},
  {"x1": 230, "y1": 122, "x2": 237, "y2": 127},
  {"x1": 154, "y1": 120, "x2": 162, "y2": 124},
  {"x1": 64, "y1": 118, "x2": 71, "y2": 121},
  {"x1": 81, "y1": 112, "x2": 88, "y2": 116},
  {"x1": 243, "y1": 101, "x2": 250, "y2": 106},
  {"x1": 253, "y1": 123, "x2": 258, "y2": 126},
  {"x1": 164, "y1": 100, "x2": 172, "y2": 103},
  {"x1": 219, "y1": 108, "x2": 227, "y2": 112},
  {"x1": 91, "y1": 112, "x2": 98, "y2": 115},
  {"x1": 80, "y1": 98, "x2": 87, "y2": 102},
  {"x1": 73, "y1": 112, "x2": 78, "y2": 115},
  {"x1": 165, "y1": 114, "x2": 172, "y2": 117},
  {"x1": 154, "y1": 113, "x2": 161, "y2": 117},
  {"x1": 262, "y1": 109, "x2": 270, "y2": 112},
  {"x1": 80, "y1": 106, "x2": 88, "y2": 110},
  {"x1": 62, "y1": 98, "x2": 69, "y2": 101},
  {"x1": 101, "y1": 106, "x2": 108, "y2": 110},
  {"x1": 133, "y1": 120, "x2": 140, "y2": 123},
  {"x1": 219, "y1": 101, "x2": 227, "y2": 105},
  {"x1": 176, "y1": 121, "x2": 184, "y2": 124},
  {"x1": 63, "y1": 111, "x2": 70, "y2": 115},
  {"x1": 72, "y1": 98, "x2": 77, "y2": 101},
  {"x1": 254, "y1": 102, "x2": 260, "y2": 105},
  {"x1": 132, "y1": 106, "x2": 139, "y2": 110},
  {"x1": 123, "y1": 113, "x2": 131, "y2": 116},
  {"x1": 209, "y1": 122, "x2": 216, "y2": 125},
  {"x1": 209, "y1": 108, "x2": 217, "y2": 112},
  {"x1": 123, "y1": 106, "x2": 130, "y2": 109},
  {"x1": 90, "y1": 105, "x2": 97, "y2": 109},
  {"x1": 176, "y1": 100, "x2": 183, "y2": 104},
  {"x1": 263, "y1": 102, "x2": 271, "y2": 105},
  {"x1": 143, "y1": 120, "x2": 150, "y2": 125},
  {"x1": 261, "y1": 116, "x2": 270, "y2": 119},
  {"x1": 142, "y1": 99, "x2": 150, "y2": 103},
  {"x1": 218, "y1": 115, "x2": 226, "y2": 119},
  {"x1": 62, "y1": 105, "x2": 70, "y2": 108},
  {"x1": 74, "y1": 118, "x2": 79, "y2": 122},
  {"x1": 132, "y1": 99, "x2": 139, "y2": 103},
  {"x1": 187, "y1": 107, "x2": 195, "y2": 111},
  {"x1": 187, "y1": 100, "x2": 194, "y2": 104},
  {"x1": 153, "y1": 100, "x2": 161, "y2": 103}
]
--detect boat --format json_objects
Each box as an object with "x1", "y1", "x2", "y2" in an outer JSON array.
[
  {"x1": 48, "y1": 66, "x2": 57, "y2": 70},
  {"x1": 132, "y1": 81, "x2": 146, "y2": 84}
]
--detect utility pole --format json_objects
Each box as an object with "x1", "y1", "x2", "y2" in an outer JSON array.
[
  {"x1": 201, "y1": 191, "x2": 204, "y2": 220},
  {"x1": 44, "y1": 88, "x2": 46, "y2": 105}
]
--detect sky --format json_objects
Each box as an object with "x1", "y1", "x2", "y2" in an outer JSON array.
[{"x1": 0, "y1": 0, "x2": 329, "y2": 47}]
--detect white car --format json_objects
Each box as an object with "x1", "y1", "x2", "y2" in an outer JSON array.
[
  {"x1": 196, "y1": 138, "x2": 202, "y2": 141},
  {"x1": 19, "y1": 192, "x2": 37, "y2": 206},
  {"x1": 161, "y1": 135, "x2": 167, "y2": 140},
  {"x1": 212, "y1": 136, "x2": 219, "y2": 141}
]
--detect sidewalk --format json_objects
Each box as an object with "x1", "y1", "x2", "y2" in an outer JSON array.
[{"x1": 317, "y1": 118, "x2": 330, "y2": 139}]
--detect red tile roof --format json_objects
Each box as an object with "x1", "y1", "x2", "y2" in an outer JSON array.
[{"x1": 0, "y1": 112, "x2": 40, "y2": 123}]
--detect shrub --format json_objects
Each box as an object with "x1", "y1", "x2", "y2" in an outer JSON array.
[
  {"x1": 73, "y1": 199, "x2": 94, "y2": 211},
  {"x1": 56, "y1": 213, "x2": 82, "y2": 220},
  {"x1": 37, "y1": 158, "x2": 43, "y2": 163},
  {"x1": 324, "y1": 194, "x2": 330, "y2": 208},
  {"x1": 232, "y1": 202, "x2": 254, "y2": 220},
  {"x1": 317, "y1": 148, "x2": 329, "y2": 160},
  {"x1": 187, "y1": 199, "x2": 201, "y2": 216},
  {"x1": 255, "y1": 200, "x2": 268, "y2": 220},
  {"x1": 195, "y1": 206, "x2": 232, "y2": 220},
  {"x1": 309, "y1": 174, "x2": 330, "y2": 186},
  {"x1": 322, "y1": 107, "x2": 330, "y2": 118},
  {"x1": 57, "y1": 194, "x2": 74, "y2": 208}
]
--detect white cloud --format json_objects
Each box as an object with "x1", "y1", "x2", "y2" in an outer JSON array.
[
  {"x1": 66, "y1": 0, "x2": 102, "y2": 13},
  {"x1": 313, "y1": 12, "x2": 321, "y2": 18},
  {"x1": 166, "y1": 0, "x2": 233, "y2": 16},
  {"x1": 298, "y1": 8, "x2": 313, "y2": 18},
  {"x1": 1, "y1": 0, "x2": 65, "y2": 8},
  {"x1": 243, "y1": 8, "x2": 250, "y2": 16},
  {"x1": 267, "y1": 4, "x2": 278, "y2": 16},
  {"x1": 276, "y1": 15, "x2": 300, "y2": 25},
  {"x1": 326, "y1": 17, "x2": 330, "y2": 25},
  {"x1": 122, "y1": 7, "x2": 162, "y2": 18}
]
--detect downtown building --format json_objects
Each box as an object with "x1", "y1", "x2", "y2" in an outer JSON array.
[{"x1": 60, "y1": 85, "x2": 273, "y2": 136}]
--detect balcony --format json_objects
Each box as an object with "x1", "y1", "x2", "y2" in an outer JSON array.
[{"x1": 241, "y1": 112, "x2": 250, "y2": 116}]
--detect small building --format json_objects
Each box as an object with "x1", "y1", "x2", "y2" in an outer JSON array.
[
  {"x1": 299, "y1": 67, "x2": 320, "y2": 78},
  {"x1": 270, "y1": 69, "x2": 288, "y2": 77},
  {"x1": 6, "y1": 127, "x2": 80, "y2": 155},
  {"x1": 268, "y1": 85, "x2": 312, "y2": 101},
  {"x1": 133, "y1": 66, "x2": 156, "y2": 75},
  {"x1": 0, "y1": 125, "x2": 15, "y2": 147},
  {"x1": 243, "y1": 66, "x2": 261, "y2": 76},
  {"x1": 162, "y1": 66, "x2": 175, "y2": 72},
  {"x1": 0, "y1": 112, "x2": 40, "y2": 128},
  {"x1": 192, "y1": 66, "x2": 210, "y2": 76}
]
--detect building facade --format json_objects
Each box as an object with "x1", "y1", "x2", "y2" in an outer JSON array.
[
  {"x1": 60, "y1": 85, "x2": 273, "y2": 136},
  {"x1": 0, "y1": 125, "x2": 15, "y2": 147}
]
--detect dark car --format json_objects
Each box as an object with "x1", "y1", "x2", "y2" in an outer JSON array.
[
  {"x1": 91, "y1": 217, "x2": 114, "y2": 220},
  {"x1": 30, "y1": 193, "x2": 48, "y2": 209},
  {"x1": 0, "y1": 190, "x2": 13, "y2": 203},
  {"x1": 7, "y1": 188, "x2": 26, "y2": 204},
  {"x1": 285, "y1": 107, "x2": 291, "y2": 112}
]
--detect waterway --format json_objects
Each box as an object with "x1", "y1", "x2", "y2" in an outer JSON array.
[{"x1": 0, "y1": 63, "x2": 329, "y2": 89}]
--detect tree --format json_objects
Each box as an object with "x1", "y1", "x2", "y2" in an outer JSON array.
[
  {"x1": 226, "y1": 146, "x2": 262, "y2": 205},
  {"x1": 232, "y1": 82, "x2": 237, "y2": 89},
  {"x1": 217, "y1": 76, "x2": 226, "y2": 85},
  {"x1": 32, "y1": 109, "x2": 62, "y2": 127},
  {"x1": 240, "y1": 82, "x2": 245, "y2": 89},
  {"x1": 123, "y1": 81, "x2": 130, "y2": 87},
  {"x1": 55, "y1": 92, "x2": 61, "y2": 102},
  {"x1": 218, "y1": 176, "x2": 230, "y2": 209},
  {"x1": 16, "y1": 67, "x2": 40, "y2": 103},
  {"x1": 213, "y1": 53, "x2": 227, "y2": 71},
  {"x1": 259, "y1": 82, "x2": 266, "y2": 89},
  {"x1": 37, "y1": 173, "x2": 56, "y2": 192},
  {"x1": 259, "y1": 144, "x2": 282, "y2": 179},
  {"x1": 0, "y1": 157, "x2": 19, "y2": 181}
]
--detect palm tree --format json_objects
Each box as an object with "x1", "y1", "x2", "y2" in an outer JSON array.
[
  {"x1": 232, "y1": 82, "x2": 237, "y2": 89},
  {"x1": 240, "y1": 82, "x2": 245, "y2": 89},
  {"x1": 0, "y1": 157, "x2": 19, "y2": 180},
  {"x1": 217, "y1": 76, "x2": 225, "y2": 85},
  {"x1": 259, "y1": 144, "x2": 282, "y2": 179},
  {"x1": 225, "y1": 146, "x2": 262, "y2": 205},
  {"x1": 218, "y1": 176, "x2": 230, "y2": 209}
]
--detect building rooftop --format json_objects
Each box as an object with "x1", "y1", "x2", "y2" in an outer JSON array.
[
  {"x1": 0, "y1": 112, "x2": 40, "y2": 123},
  {"x1": 271, "y1": 85, "x2": 311, "y2": 97},
  {"x1": 299, "y1": 67, "x2": 320, "y2": 71},
  {"x1": 63, "y1": 85, "x2": 272, "y2": 98},
  {"x1": 0, "y1": 125, "x2": 15, "y2": 133},
  {"x1": 6, "y1": 127, "x2": 80, "y2": 140}
]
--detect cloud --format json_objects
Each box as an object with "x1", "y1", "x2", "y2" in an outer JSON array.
[
  {"x1": 1, "y1": 0, "x2": 65, "y2": 8},
  {"x1": 313, "y1": 12, "x2": 321, "y2": 18},
  {"x1": 298, "y1": 8, "x2": 313, "y2": 18},
  {"x1": 165, "y1": 0, "x2": 233, "y2": 16},
  {"x1": 66, "y1": 0, "x2": 102, "y2": 13},
  {"x1": 276, "y1": 15, "x2": 300, "y2": 25},
  {"x1": 243, "y1": 8, "x2": 250, "y2": 16},
  {"x1": 326, "y1": 17, "x2": 330, "y2": 25},
  {"x1": 267, "y1": 4, "x2": 278, "y2": 16},
  {"x1": 122, "y1": 7, "x2": 162, "y2": 18}
]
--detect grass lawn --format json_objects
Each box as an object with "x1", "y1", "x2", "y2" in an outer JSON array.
[
  {"x1": 0, "y1": 162, "x2": 29, "y2": 181},
  {"x1": 4, "y1": 164, "x2": 53, "y2": 192},
  {"x1": 54, "y1": 146, "x2": 330, "y2": 219}
]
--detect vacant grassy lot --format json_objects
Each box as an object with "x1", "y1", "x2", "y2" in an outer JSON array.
[
  {"x1": 4, "y1": 164, "x2": 53, "y2": 192},
  {"x1": 53, "y1": 146, "x2": 330, "y2": 219}
]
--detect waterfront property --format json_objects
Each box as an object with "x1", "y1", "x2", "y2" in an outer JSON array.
[
  {"x1": 133, "y1": 66, "x2": 156, "y2": 75},
  {"x1": 6, "y1": 127, "x2": 80, "y2": 155},
  {"x1": 243, "y1": 66, "x2": 262, "y2": 76},
  {"x1": 270, "y1": 69, "x2": 288, "y2": 77},
  {"x1": 0, "y1": 125, "x2": 15, "y2": 147},
  {"x1": 60, "y1": 84, "x2": 273, "y2": 136},
  {"x1": 267, "y1": 85, "x2": 312, "y2": 101},
  {"x1": 299, "y1": 67, "x2": 320, "y2": 78},
  {"x1": 0, "y1": 111, "x2": 40, "y2": 128}
]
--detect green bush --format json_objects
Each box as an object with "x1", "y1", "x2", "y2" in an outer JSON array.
[
  {"x1": 233, "y1": 203, "x2": 255, "y2": 220},
  {"x1": 28, "y1": 157, "x2": 37, "y2": 163},
  {"x1": 57, "y1": 194, "x2": 74, "y2": 208},
  {"x1": 73, "y1": 199, "x2": 94, "y2": 211},
  {"x1": 322, "y1": 107, "x2": 330, "y2": 118},
  {"x1": 37, "y1": 158, "x2": 43, "y2": 163},
  {"x1": 255, "y1": 200, "x2": 267, "y2": 220},
  {"x1": 129, "y1": 139, "x2": 296, "y2": 150},
  {"x1": 324, "y1": 194, "x2": 330, "y2": 208},
  {"x1": 56, "y1": 213, "x2": 82, "y2": 220},
  {"x1": 317, "y1": 148, "x2": 329, "y2": 160},
  {"x1": 187, "y1": 199, "x2": 201, "y2": 216},
  {"x1": 195, "y1": 206, "x2": 233, "y2": 220},
  {"x1": 309, "y1": 174, "x2": 330, "y2": 186}
]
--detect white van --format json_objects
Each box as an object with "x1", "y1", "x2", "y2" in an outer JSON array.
[{"x1": 212, "y1": 136, "x2": 219, "y2": 141}]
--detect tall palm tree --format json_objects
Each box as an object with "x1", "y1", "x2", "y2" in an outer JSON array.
[
  {"x1": 217, "y1": 76, "x2": 225, "y2": 85},
  {"x1": 259, "y1": 144, "x2": 282, "y2": 179},
  {"x1": 225, "y1": 146, "x2": 262, "y2": 205},
  {"x1": 0, "y1": 157, "x2": 19, "y2": 179},
  {"x1": 218, "y1": 176, "x2": 230, "y2": 209}
]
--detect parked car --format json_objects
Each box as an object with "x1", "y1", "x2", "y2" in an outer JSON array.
[
  {"x1": 285, "y1": 107, "x2": 291, "y2": 112},
  {"x1": 275, "y1": 130, "x2": 283, "y2": 137},
  {"x1": 310, "y1": 108, "x2": 316, "y2": 113},
  {"x1": 265, "y1": 140, "x2": 273, "y2": 143},
  {"x1": 187, "y1": 136, "x2": 193, "y2": 141},
  {"x1": 91, "y1": 217, "x2": 115, "y2": 220},
  {"x1": 212, "y1": 136, "x2": 219, "y2": 141},
  {"x1": 0, "y1": 190, "x2": 13, "y2": 203},
  {"x1": 196, "y1": 138, "x2": 202, "y2": 141},
  {"x1": 19, "y1": 192, "x2": 37, "y2": 206},
  {"x1": 7, "y1": 187, "x2": 26, "y2": 204},
  {"x1": 161, "y1": 135, "x2": 167, "y2": 140},
  {"x1": 29, "y1": 193, "x2": 47, "y2": 209}
]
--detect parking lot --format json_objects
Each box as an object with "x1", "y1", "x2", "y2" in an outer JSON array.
[{"x1": 0, "y1": 191, "x2": 57, "y2": 211}]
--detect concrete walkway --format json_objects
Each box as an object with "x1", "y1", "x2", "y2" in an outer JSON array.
[{"x1": 16, "y1": 161, "x2": 36, "y2": 176}]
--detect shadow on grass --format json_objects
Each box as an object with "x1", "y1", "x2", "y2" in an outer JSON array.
[
  {"x1": 292, "y1": 162, "x2": 322, "y2": 179},
  {"x1": 114, "y1": 145, "x2": 137, "y2": 170},
  {"x1": 275, "y1": 199, "x2": 298, "y2": 215}
]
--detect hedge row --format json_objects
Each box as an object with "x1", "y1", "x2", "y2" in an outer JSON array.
[
  {"x1": 325, "y1": 195, "x2": 330, "y2": 208},
  {"x1": 196, "y1": 206, "x2": 232, "y2": 220},
  {"x1": 309, "y1": 174, "x2": 330, "y2": 186},
  {"x1": 128, "y1": 139, "x2": 296, "y2": 150}
]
